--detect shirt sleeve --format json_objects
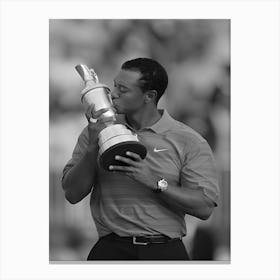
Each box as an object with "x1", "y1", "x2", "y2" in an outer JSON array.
[
  {"x1": 180, "y1": 137, "x2": 220, "y2": 206},
  {"x1": 61, "y1": 126, "x2": 89, "y2": 181}
]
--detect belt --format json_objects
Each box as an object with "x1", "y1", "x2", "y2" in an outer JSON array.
[{"x1": 107, "y1": 233, "x2": 182, "y2": 245}]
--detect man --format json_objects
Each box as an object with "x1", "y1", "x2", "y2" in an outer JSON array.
[{"x1": 62, "y1": 58, "x2": 219, "y2": 260}]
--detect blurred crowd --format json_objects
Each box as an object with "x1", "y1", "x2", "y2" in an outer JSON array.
[{"x1": 49, "y1": 19, "x2": 230, "y2": 261}]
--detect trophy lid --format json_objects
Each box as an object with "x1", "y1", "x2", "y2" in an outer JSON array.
[{"x1": 75, "y1": 64, "x2": 99, "y2": 83}]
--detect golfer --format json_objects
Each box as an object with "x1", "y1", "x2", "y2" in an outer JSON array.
[{"x1": 62, "y1": 58, "x2": 219, "y2": 260}]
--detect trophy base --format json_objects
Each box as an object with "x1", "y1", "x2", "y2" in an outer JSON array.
[{"x1": 99, "y1": 141, "x2": 147, "y2": 171}]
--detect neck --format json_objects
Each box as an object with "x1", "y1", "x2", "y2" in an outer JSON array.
[{"x1": 126, "y1": 107, "x2": 162, "y2": 130}]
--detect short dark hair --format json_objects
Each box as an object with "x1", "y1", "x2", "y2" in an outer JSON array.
[{"x1": 121, "y1": 58, "x2": 168, "y2": 104}]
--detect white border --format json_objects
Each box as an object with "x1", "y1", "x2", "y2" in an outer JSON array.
[{"x1": 1, "y1": 0, "x2": 280, "y2": 280}]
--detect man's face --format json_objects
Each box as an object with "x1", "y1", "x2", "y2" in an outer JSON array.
[{"x1": 111, "y1": 69, "x2": 145, "y2": 114}]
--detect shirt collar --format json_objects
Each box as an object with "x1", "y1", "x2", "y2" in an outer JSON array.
[{"x1": 116, "y1": 109, "x2": 175, "y2": 134}]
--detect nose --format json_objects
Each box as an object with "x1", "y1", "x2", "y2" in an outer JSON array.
[{"x1": 110, "y1": 89, "x2": 119, "y2": 99}]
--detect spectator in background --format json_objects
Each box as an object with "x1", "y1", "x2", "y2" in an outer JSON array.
[{"x1": 61, "y1": 57, "x2": 220, "y2": 260}]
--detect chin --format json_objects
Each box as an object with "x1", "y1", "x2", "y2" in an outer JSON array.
[
  {"x1": 112, "y1": 105, "x2": 122, "y2": 114},
  {"x1": 112, "y1": 103, "x2": 123, "y2": 113},
  {"x1": 116, "y1": 109, "x2": 126, "y2": 115}
]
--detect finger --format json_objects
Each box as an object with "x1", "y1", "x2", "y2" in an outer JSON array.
[
  {"x1": 92, "y1": 108, "x2": 110, "y2": 119},
  {"x1": 85, "y1": 104, "x2": 95, "y2": 122},
  {"x1": 86, "y1": 106, "x2": 109, "y2": 120},
  {"x1": 108, "y1": 165, "x2": 134, "y2": 172},
  {"x1": 89, "y1": 117, "x2": 97, "y2": 123},
  {"x1": 125, "y1": 151, "x2": 142, "y2": 161},
  {"x1": 98, "y1": 115, "x2": 115, "y2": 124},
  {"x1": 85, "y1": 113, "x2": 91, "y2": 123},
  {"x1": 114, "y1": 155, "x2": 139, "y2": 167}
]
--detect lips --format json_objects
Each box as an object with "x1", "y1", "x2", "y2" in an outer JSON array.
[
  {"x1": 112, "y1": 101, "x2": 120, "y2": 113},
  {"x1": 112, "y1": 100, "x2": 118, "y2": 107}
]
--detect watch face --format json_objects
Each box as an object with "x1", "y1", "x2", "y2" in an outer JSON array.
[{"x1": 158, "y1": 179, "x2": 168, "y2": 191}]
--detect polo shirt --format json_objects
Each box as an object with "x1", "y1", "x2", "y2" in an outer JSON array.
[{"x1": 62, "y1": 110, "x2": 219, "y2": 239}]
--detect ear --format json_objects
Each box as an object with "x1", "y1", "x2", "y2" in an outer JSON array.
[{"x1": 144, "y1": 90, "x2": 157, "y2": 104}]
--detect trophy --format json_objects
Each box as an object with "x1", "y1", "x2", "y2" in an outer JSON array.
[{"x1": 75, "y1": 64, "x2": 147, "y2": 170}]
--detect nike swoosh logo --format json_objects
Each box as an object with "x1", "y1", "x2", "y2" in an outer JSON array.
[{"x1": 154, "y1": 148, "x2": 168, "y2": 152}]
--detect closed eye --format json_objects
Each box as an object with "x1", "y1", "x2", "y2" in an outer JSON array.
[
  {"x1": 118, "y1": 86, "x2": 128, "y2": 93},
  {"x1": 114, "y1": 81, "x2": 129, "y2": 93}
]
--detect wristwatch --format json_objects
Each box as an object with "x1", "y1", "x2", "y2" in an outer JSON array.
[{"x1": 154, "y1": 178, "x2": 168, "y2": 193}]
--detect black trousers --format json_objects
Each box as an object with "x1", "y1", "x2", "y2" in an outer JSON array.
[{"x1": 87, "y1": 233, "x2": 190, "y2": 260}]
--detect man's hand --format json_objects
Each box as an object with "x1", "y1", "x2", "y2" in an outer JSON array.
[
  {"x1": 85, "y1": 104, "x2": 115, "y2": 152},
  {"x1": 109, "y1": 151, "x2": 215, "y2": 220},
  {"x1": 109, "y1": 151, "x2": 157, "y2": 190}
]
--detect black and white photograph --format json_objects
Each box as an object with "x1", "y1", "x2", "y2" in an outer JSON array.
[
  {"x1": 49, "y1": 19, "x2": 230, "y2": 262},
  {"x1": 1, "y1": 0, "x2": 280, "y2": 279}
]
